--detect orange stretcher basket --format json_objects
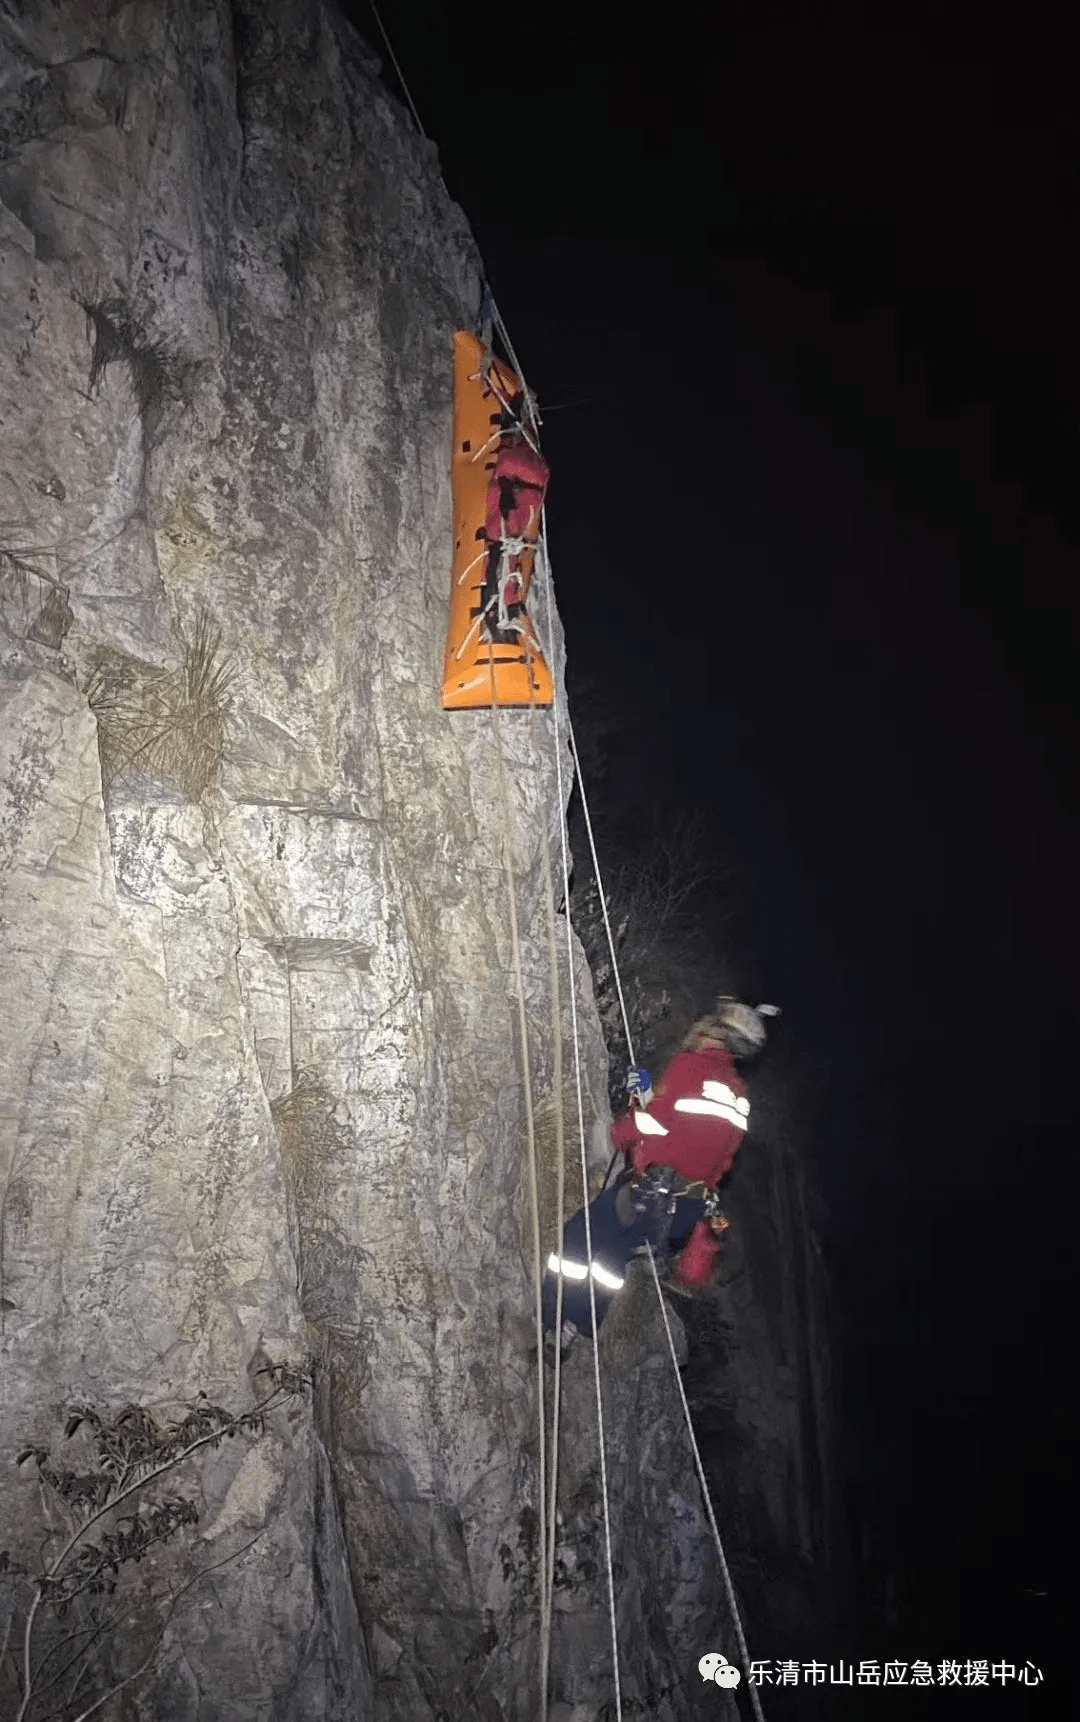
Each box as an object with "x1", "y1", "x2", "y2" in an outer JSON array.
[{"x1": 441, "y1": 330, "x2": 554, "y2": 709}]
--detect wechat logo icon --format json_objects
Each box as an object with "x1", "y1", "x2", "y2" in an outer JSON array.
[{"x1": 698, "y1": 1652, "x2": 742, "y2": 1688}]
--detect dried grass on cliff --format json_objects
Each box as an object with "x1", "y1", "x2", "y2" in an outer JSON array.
[
  {"x1": 80, "y1": 294, "x2": 171, "y2": 416},
  {"x1": 87, "y1": 614, "x2": 235, "y2": 801},
  {"x1": 530, "y1": 1092, "x2": 597, "y2": 1258}
]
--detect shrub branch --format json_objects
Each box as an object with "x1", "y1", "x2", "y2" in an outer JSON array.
[{"x1": 9, "y1": 1369, "x2": 306, "y2": 1722}]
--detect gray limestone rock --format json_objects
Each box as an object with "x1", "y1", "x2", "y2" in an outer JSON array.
[{"x1": 1, "y1": 3, "x2": 746, "y2": 1718}]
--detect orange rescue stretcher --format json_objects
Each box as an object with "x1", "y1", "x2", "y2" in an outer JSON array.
[{"x1": 441, "y1": 330, "x2": 554, "y2": 709}]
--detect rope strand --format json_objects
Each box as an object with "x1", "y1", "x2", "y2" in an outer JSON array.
[
  {"x1": 565, "y1": 709, "x2": 636, "y2": 1065},
  {"x1": 525, "y1": 669, "x2": 565, "y2": 1716},
  {"x1": 535, "y1": 533, "x2": 623, "y2": 1719},
  {"x1": 366, "y1": 0, "x2": 427, "y2": 136},
  {"x1": 645, "y1": 1247, "x2": 766, "y2": 1721},
  {"x1": 488, "y1": 673, "x2": 550, "y2": 1710}
]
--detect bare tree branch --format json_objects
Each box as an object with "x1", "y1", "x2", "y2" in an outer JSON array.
[
  {"x1": 64, "y1": 1535, "x2": 263, "y2": 1722},
  {"x1": 13, "y1": 1376, "x2": 301, "y2": 1722}
]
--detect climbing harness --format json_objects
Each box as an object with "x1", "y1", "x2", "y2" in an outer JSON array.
[
  {"x1": 631, "y1": 1163, "x2": 712, "y2": 1208},
  {"x1": 703, "y1": 1188, "x2": 732, "y2": 1226}
]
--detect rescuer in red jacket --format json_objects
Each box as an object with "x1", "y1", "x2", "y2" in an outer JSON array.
[
  {"x1": 611, "y1": 1019, "x2": 752, "y2": 1184},
  {"x1": 542, "y1": 998, "x2": 778, "y2": 1353}
]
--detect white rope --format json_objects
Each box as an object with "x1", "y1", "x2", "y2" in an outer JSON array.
[
  {"x1": 496, "y1": 533, "x2": 535, "y2": 559},
  {"x1": 533, "y1": 568, "x2": 764, "y2": 1702},
  {"x1": 454, "y1": 591, "x2": 516, "y2": 662},
  {"x1": 644, "y1": 1245, "x2": 767, "y2": 1722},
  {"x1": 453, "y1": 609, "x2": 486, "y2": 661},
  {"x1": 524, "y1": 684, "x2": 564, "y2": 1718},
  {"x1": 535, "y1": 531, "x2": 623, "y2": 1720},
  {"x1": 367, "y1": 0, "x2": 427, "y2": 136},
  {"x1": 564, "y1": 708, "x2": 636, "y2": 1066},
  {"x1": 488, "y1": 679, "x2": 551, "y2": 1712},
  {"x1": 490, "y1": 260, "x2": 765, "y2": 1722},
  {"x1": 534, "y1": 520, "x2": 764, "y2": 1713},
  {"x1": 456, "y1": 546, "x2": 488, "y2": 585},
  {"x1": 491, "y1": 304, "x2": 541, "y2": 441},
  {"x1": 471, "y1": 358, "x2": 543, "y2": 457},
  {"x1": 468, "y1": 428, "x2": 505, "y2": 464},
  {"x1": 479, "y1": 277, "x2": 757, "y2": 1722},
  {"x1": 575, "y1": 1129, "x2": 625, "y2": 1721}
]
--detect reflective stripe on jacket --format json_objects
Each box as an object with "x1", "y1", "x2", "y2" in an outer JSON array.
[{"x1": 609, "y1": 1047, "x2": 749, "y2": 1186}]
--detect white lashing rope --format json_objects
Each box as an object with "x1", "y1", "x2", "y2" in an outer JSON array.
[
  {"x1": 489, "y1": 311, "x2": 543, "y2": 455},
  {"x1": 457, "y1": 545, "x2": 488, "y2": 585},
  {"x1": 471, "y1": 357, "x2": 543, "y2": 458}
]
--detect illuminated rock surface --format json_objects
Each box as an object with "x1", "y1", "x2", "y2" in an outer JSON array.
[{"x1": 1, "y1": 4, "x2": 829, "y2": 1717}]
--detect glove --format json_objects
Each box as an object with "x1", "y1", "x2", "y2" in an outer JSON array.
[{"x1": 625, "y1": 1065, "x2": 652, "y2": 1100}]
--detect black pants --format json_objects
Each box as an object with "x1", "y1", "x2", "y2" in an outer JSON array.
[{"x1": 542, "y1": 1183, "x2": 705, "y2": 1338}]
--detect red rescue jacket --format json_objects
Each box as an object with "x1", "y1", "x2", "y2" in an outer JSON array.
[{"x1": 610, "y1": 1047, "x2": 749, "y2": 1187}]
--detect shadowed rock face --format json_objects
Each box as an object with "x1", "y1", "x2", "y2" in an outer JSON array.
[{"x1": 0, "y1": 4, "x2": 755, "y2": 1717}]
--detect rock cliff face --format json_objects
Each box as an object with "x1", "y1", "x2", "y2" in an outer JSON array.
[{"x1": 0, "y1": 4, "x2": 764, "y2": 1718}]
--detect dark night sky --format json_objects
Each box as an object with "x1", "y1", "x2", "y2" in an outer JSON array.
[{"x1": 348, "y1": 0, "x2": 1075, "y2": 1698}]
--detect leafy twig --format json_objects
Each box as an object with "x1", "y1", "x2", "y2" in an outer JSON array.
[
  {"x1": 13, "y1": 1380, "x2": 303, "y2": 1722},
  {"x1": 64, "y1": 1534, "x2": 263, "y2": 1722}
]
